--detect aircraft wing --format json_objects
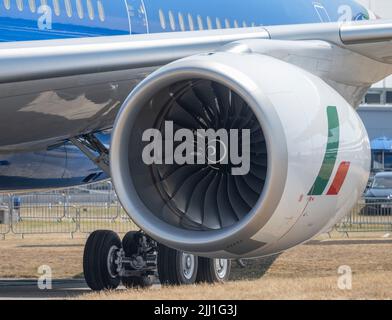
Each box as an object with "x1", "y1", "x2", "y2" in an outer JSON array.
[
  {"x1": 0, "y1": 19, "x2": 392, "y2": 84},
  {"x1": 267, "y1": 19, "x2": 392, "y2": 63}
]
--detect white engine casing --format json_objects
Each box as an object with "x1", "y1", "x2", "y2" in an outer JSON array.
[{"x1": 110, "y1": 52, "x2": 370, "y2": 258}]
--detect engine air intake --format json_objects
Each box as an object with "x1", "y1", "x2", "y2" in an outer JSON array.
[
  {"x1": 110, "y1": 53, "x2": 291, "y2": 257},
  {"x1": 134, "y1": 79, "x2": 267, "y2": 231}
]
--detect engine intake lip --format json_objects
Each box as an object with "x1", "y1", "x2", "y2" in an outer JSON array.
[{"x1": 111, "y1": 55, "x2": 288, "y2": 253}]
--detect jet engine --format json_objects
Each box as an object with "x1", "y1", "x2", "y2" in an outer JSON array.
[{"x1": 110, "y1": 52, "x2": 370, "y2": 258}]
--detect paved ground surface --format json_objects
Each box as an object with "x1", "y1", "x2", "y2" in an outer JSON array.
[{"x1": 0, "y1": 279, "x2": 90, "y2": 300}]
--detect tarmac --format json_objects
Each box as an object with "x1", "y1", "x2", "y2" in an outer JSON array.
[{"x1": 0, "y1": 278, "x2": 90, "y2": 300}]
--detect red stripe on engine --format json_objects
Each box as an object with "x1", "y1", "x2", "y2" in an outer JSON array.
[{"x1": 327, "y1": 162, "x2": 351, "y2": 195}]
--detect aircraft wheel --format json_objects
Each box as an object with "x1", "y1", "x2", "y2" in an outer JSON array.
[
  {"x1": 197, "y1": 258, "x2": 231, "y2": 283},
  {"x1": 158, "y1": 244, "x2": 198, "y2": 285},
  {"x1": 121, "y1": 231, "x2": 153, "y2": 288},
  {"x1": 122, "y1": 231, "x2": 140, "y2": 256},
  {"x1": 83, "y1": 230, "x2": 122, "y2": 291}
]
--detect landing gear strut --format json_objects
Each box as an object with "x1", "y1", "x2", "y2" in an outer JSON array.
[
  {"x1": 83, "y1": 230, "x2": 232, "y2": 291},
  {"x1": 121, "y1": 231, "x2": 155, "y2": 288}
]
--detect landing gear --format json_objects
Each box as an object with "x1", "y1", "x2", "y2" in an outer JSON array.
[
  {"x1": 83, "y1": 230, "x2": 122, "y2": 291},
  {"x1": 83, "y1": 230, "x2": 157, "y2": 291},
  {"x1": 197, "y1": 257, "x2": 231, "y2": 283},
  {"x1": 83, "y1": 230, "x2": 231, "y2": 291},
  {"x1": 157, "y1": 244, "x2": 232, "y2": 285},
  {"x1": 157, "y1": 244, "x2": 199, "y2": 285},
  {"x1": 121, "y1": 231, "x2": 154, "y2": 288}
]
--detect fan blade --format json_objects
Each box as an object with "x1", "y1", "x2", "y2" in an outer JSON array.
[
  {"x1": 238, "y1": 111, "x2": 255, "y2": 130},
  {"x1": 240, "y1": 173, "x2": 264, "y2": 194},
  {"x1": 234, "y1": 175, "x2": 260, "y2": 208},
  {"x1": 171, "y1": 167, "x2": 211, "y2": 213},
  {"x1": 166, "y1": 102, "x2": 201, "y2": 130},
  {"x1": 227, "y1": 175, "x2": 252, "y2": 220},
  {"x1": 217, "y1": 174, "x2": 239, "y2": 227},
  {"x1": 156, "y1": 163, "x2": 183, "y2": 180},
  {"x1": 211, "y1": 82, "x2": 230, "y2": 126},
  {"x1": 175, "y1": 100, "x2": 209, "y2": 129},
  {"x1": 185, "y1": 171, "x2": 215, "y2": 224},
  {"x1": 203, "y1": 173, "x2": 222, "y2": 229},
  {"x1": 251, "y1": 131, "x2": 265, "y2": 144},
  {"x1": 250, "y1": 143, "x2": 268, "y2": 155},
  {"x1": 192, "y1": 84, "x2": 218, "y2": 127},
  {"x1": 161, "y1": 165, "x2": 205, "y2": 197},
  {"x1": 251, "y1": 154, "x2": 268, "y2": 166},
  {"x1": 177, "y1": 93, "x2": 211, "y2": 128},
  {"x1": 250, "y1": 163, "x2": 267, "y2": 180}
]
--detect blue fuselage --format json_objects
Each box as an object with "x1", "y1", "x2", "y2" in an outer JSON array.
[
  {"x1": 0, "y1": 0, "x2": 369, "y2": 42},
  {"x1": 0, "y1": 0, "x2": 369, "y2": 191}
]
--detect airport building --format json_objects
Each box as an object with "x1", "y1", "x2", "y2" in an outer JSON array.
[{"x1": 356, "y1": 0, "x2": 392, "y2": 171}]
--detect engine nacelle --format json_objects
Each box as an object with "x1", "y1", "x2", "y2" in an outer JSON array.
[{"x1": 110, "y1": 52, "x2": 370, "y2": 258}]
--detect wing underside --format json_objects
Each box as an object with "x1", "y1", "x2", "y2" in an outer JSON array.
[{"x1": 0, "y1": 20, "x2": 391, "y2": 84}]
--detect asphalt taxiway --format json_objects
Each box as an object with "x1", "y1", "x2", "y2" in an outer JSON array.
[{"x1": 0, "y1": 278, "x2": 90, "y2": 300}]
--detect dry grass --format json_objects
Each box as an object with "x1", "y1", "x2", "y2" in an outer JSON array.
[
  {"x1": 0, "y1": 234, "x2": 85, "y2": 279},
  {"x1": 83, "y1": 272, "x2": 392, "y2": 300}
]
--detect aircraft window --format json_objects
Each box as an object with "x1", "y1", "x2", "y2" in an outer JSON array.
[
  {"x1": 234, "y1": 20, "x2": 239, "y2": 28},
  {"x1": 86, "y1": 0, "x2": 94, "y2": 20},
  {"x1": 64, "y1": 0, "x2": 72, "y2": 17},
  {"x1": 365, "y1": 92, "x2": 381, "y2": 104},
  {"x1": 197, "y1": 15, "x2": 204, "y2": 30},
  {"x1": 224, "y1": 18, "x2": 230, "y2": 28},
  {"x1": 76, "y1": 0, "x2": 84, "y2": 19},
  {"x1": 216, "y1": 17, "x2": 222, "y2": 29},
  {"x1": 159, "y1": 9, "x2": 166, "y2": 30},
  {"x1": 168, "y1": 10, "x2": 176, "y2": 31},
  {"x1": 387, "y1": 91, "x2": 392, "y2": 104},
  {"x1": 16, "y1": 0, "x2": 23, "y2": 11},
  {"x1": 242, "y1": 21, "x2": 247, "y2": 27},
  {"x1": 178, "y1": 12, "x2": 185, "y2": 31},
  {"x1": 53, "y1": 0, "x2": 60, "y2": 16},
  {"x1": 29, "y1": 0, "x2": 36, "y2": 13},
  {"x1": 206, "y1": 16, "x2": 213, "y2": 30},
  {"x1": 97, "y1": 0, "x2": 105, "y2": 22},
  {"x1": 188, "y1": 14, "x2": 194, "y2": 31},
  {"x1": 3, "y1": 0, "x2": 10, "y2": 10},
  {"x1": 313, "y1": 2, "x2": 331, "y2": 22}
]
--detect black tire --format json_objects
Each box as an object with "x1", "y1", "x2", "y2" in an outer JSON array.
[
  {"x1": 121, "y1": 231, "x2": 153, "y2": 289},
  {"x1": 197, "y1": 258, "x2": 231, "y2": 283},
  {"x1": 122, "y1": 231, "x2": 140, "y2": 256},
  {"x1": 158, "y1": 244, "x2": 198, "y2": 285},
  {"x1": 122, "y1": 276, "x2": 153, "y2": 289},
  {"x1": 83, "y1": 230, "x2": 122, "y2": 291}
]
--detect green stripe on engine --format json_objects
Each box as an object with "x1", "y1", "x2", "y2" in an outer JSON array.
[{"x1": 308, "y1": 106, "x2": 340, "y2": 196}]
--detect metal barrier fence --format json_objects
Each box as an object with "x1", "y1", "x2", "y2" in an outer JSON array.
[
  {"x1": 0, "y1": 204, "x2": 10, "y2": 237},
  {"x1": 0, "y1": 182, "x2": 137, "y2": 237},
  {"x1": 1, "y1": 181, "x2": 392, "y2": 237},
  {"x1": 336, "y1": 198, "x2": 392, "y2": 232}
]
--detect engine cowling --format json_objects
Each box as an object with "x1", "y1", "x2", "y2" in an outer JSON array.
[{"x1": 110, "y1": 52, "x2": 370, "y2": 258}]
